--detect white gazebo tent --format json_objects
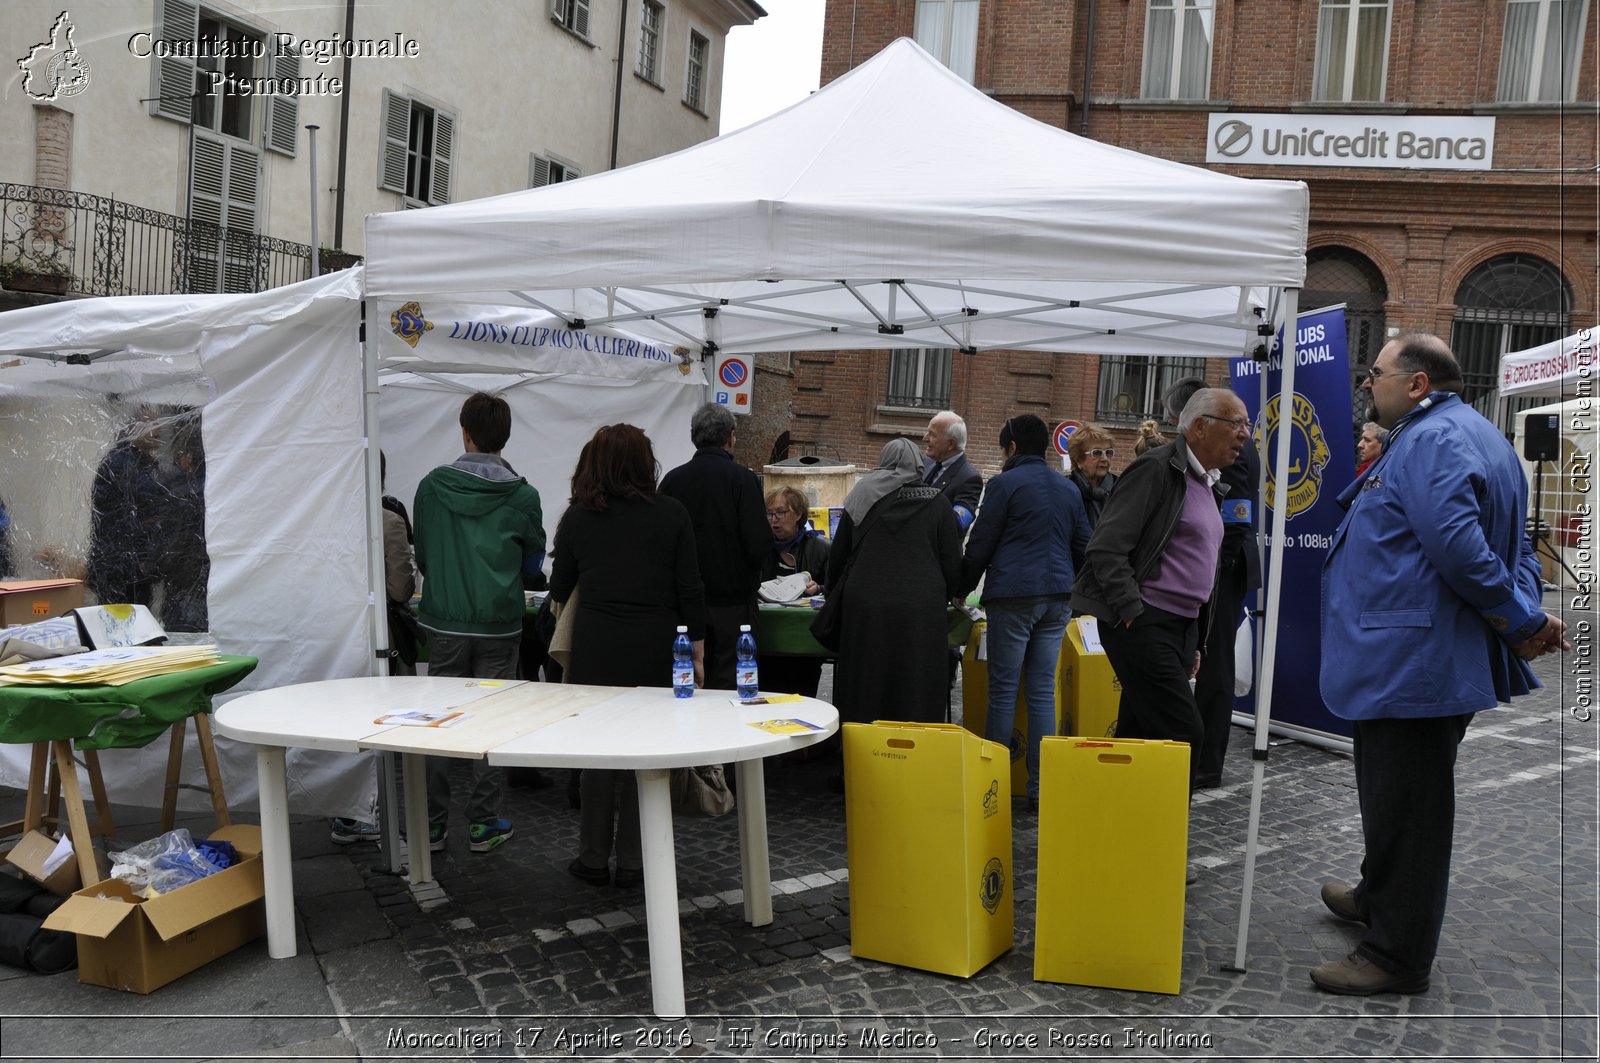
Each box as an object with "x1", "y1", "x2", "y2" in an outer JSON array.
[
  {"x1": 1500, "y1": 329, "x2": 1598, "y2": 587},
  {"x1": 363, "y1": 38, "x2": 1312, "y2": 972}
]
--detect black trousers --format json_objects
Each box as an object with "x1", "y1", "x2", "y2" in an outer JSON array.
[
  {"x1": 1351, "y1": 713, "x2": 1472, "y2": 979},
  {"x1": 1099, "y1": 603, "x2": 1203, "y2": 786},
  {"x1": 1194, "y1": 552, "x2": 1249, "y2": 785},
  {"x1": 704, "y1": 600, "x2": 758, "y2": 691}
]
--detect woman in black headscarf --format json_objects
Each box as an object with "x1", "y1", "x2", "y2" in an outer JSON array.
[{"x1": 824, "y1": 437, "x2": 962, "y2": 724}]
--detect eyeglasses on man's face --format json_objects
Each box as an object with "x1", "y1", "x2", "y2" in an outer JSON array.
[
  {"x1": 1201, "y1": 414, "x2": 1251, "y2": 432},
  {"x1": 1365, "y1": 365, "x2": 1413, "y2": 382}
]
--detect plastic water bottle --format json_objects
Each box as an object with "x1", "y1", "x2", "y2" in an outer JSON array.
[
  {"x1": 672, "y1": 626, "x2": 695, "y2": 699},
  {"x1": 736, "y1": 624, "x2": 759, "y2": 699}
]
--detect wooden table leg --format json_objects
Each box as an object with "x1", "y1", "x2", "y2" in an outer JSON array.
[
  {"x1": 193, "y1": 714, "x2": 232, "y2": 828},
  {"x1": 160, "y1": 717, "x2": 187, "y2": 832},
  {"x1": 21, "y1": 741, "x2": 48, "y2": 833},
  {"x1": 51, "y1": 741, "x2": 99, "y2": 886},
  {"x1": 81, "y1": 750, "x2": 115, "y2": 842},
  {"x1": 635, "y1": 766, "x2": 685, "y2": 1021}
]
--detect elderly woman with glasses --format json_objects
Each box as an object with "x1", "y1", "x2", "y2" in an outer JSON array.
[
  {"x1": 1066, "y1": 424, "x2": 1119, "y2": 527},
  {"x1": 760, "y1": 486, "x2": 830, "y2": 597}
]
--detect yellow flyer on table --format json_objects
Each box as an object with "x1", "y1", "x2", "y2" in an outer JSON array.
[{"x1": 748, "y1": 718, "x2": 824, "y2": 735}]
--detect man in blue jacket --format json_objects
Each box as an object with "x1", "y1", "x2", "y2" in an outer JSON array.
[
  {"x1": 961, "y1": 414, "x2": 1090, "y2": 811},
  {"x1": 1314, "y1": 333, "x2": 1569, "y2": 995}
]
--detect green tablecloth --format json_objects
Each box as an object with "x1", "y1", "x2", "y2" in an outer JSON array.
[
  {"x1": 0, "y1": 655, "x2": 258, "y2": 750},
  {"x1": 758, "y1": 604, "x2": 975, "y2": 658}
]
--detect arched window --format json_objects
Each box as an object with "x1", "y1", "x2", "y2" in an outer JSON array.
[
  {"x1": 1301, "y1": 246, "x2": 1387, "y2": 431},
  {"x1": 1451, "y1": 253, "x2": 1571, "y2": 426}
]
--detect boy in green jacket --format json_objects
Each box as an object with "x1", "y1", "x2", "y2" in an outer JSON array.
[{"x1": 413, "y1": 392, "x2": 546, "y2": 852}]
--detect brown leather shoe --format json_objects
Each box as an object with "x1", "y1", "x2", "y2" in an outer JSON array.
[
  {"x1": 1320, "y1": 881, "x2": 1367, "y2": 924},
  {"x1": 1310, "y1": 952, "x2": 1429, "y2": 995}
]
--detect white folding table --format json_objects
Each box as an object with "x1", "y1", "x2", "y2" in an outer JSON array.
[{"x1": 213, "y1": 677, "x2": 838, "y2": 1019}]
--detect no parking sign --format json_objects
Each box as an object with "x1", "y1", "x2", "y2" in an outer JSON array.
[
  {"x1": 1053, "y1": 420, "x2": 1082, "y2": 456},
  {"x1": 711, "y1": 354, "x2": 753, "y2": 415}
]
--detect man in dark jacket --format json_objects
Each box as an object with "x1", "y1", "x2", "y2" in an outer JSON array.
[
  {"x1": 1070, "y1": 388, "x2": 1251, "y2": 788},
  {"x1": 921, "y1": 410, "x2": 983, "y2": 527},
  {"x1": 660, "y1": 403, "x2": 768, "y2": 689},
  {"x1": 961, "y1": 414, "x2": 1090, "y2": 810},
  {"x1": 413, "y1": 391, "x2": 546, "y2": 854},
  {"x1": 1162, "y1": 378, "x2": 1263, "y2": 788}
]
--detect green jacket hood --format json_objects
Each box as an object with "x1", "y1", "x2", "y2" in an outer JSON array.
[{"x1": 428, "y1": 456, "x2": 529, "y2": 518}]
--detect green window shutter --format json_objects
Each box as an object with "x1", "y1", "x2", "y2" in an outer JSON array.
[
  {"x1": 378, "y1": 88, "x2": 411, "y2": 194},
  {"x1": 149, "y1": 0, "x2": 199, "y2": 122}
]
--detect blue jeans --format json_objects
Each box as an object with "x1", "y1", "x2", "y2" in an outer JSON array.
[{"x1": 982, "y1": 599, "x2": 1071, "y2": 800}]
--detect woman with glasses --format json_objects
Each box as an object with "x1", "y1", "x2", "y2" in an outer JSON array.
[
  {"x1": 758, "y1": 486, "x2": 832, "y2": 697},
  {"x1": 1067, "y1": 424, "x2": 1119, "y2": 528},
  {"x1": 760, "y1": 486, "x2": 830, "y2": 597}
]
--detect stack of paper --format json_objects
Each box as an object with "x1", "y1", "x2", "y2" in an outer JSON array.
[{"x1": 0, "y1": 645, "x2": 221, "y2": 686}]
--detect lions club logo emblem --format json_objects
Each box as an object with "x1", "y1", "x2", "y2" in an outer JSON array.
[
  {"x1": 390, "y1": 302, "x2": 433, "y2": 349},
  {"x1": 674, "y1": 346, "x2": 693, "y2": 375},
  {"x1": 979, "y1": 857, "x2": 1005, "y2": 915},
  {"x1": 1255, "y1": 392, "x2": 1330, "y2": 520}
]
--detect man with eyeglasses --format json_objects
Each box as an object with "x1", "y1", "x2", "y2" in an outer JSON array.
[
  {"x1": 920, "y1": 410, "x2": 984, "y2": 528},
  {"x1": 1071, "y1": 387, "x2": 1253, "y2": 801},
  {"x1": 1161, "y1": 377, "x2": 1263, "y2": 791},
  {"x1": 1312, "y1": 333, "x2": 1568, "y2": 996}
]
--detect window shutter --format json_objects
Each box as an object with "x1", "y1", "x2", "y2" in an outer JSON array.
[
  {"x1": 222, "y1": 144, "x2": 260, "y2": 292},
  {"x1": 429, "y1": 110, "x2": 454, "y2": 204},
  {"x1": 530, "y1": 154, "x2": 551, "y2": 188},
  {"x1": 263, "y1": 47, "x2": 299, "y2": 156},
  {"x1": 572, "y1": 0, "x2": 591, "y2": 37},
  {"x1": 550, "y1": 0, "x2": 566, "y2": 24},
  {"x1": 378, "y1": 89, "x2": 411, "y2": 194},
  {"x1": 187, "y1": 133, "x2": 226, "y2": 292},
  {"x1": 149, "y1": 0, "x2": 199, "y2": 122}
]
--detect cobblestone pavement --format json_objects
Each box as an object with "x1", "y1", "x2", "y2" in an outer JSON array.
[{"x1": 1, "y1": 593, "x2": 1595, "y2": 1062}]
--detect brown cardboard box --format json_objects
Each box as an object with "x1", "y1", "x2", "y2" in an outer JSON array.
[
  {"x1": 5, "y1": 829, "x2": 109, "y2": 896},
  {"x1": 42, "y1": 824, "x2": 266, "y2": 994},
  {"x1": 0, "y1": 579, "x2": 85, "y2": 627}
]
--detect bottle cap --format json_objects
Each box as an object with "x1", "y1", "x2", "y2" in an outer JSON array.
[
  {"x1": 676, "y1": 625, "x2": 687, "y2": 632},
  {"x1": 739, "y1": 624, "x2": 752, "y2": 632}
]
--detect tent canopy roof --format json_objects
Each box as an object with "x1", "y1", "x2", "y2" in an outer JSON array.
[
  {"x1": 1498, "y1": 330, "x2": 1596, "y2": 397},
  {"x1": 364, "y1": 38, "x2": 1308, "y2": 359}
]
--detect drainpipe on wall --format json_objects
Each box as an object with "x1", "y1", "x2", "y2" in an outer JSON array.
[
  {"x1": 332, "y1": 0, "x2": 355, "y2": 249},
  {"x1": 610, "y1": 0, "x2": 630, "y2": 170},
  {"x1": 1080, "y1": 0, "x2": 1096, "y2": 136}
]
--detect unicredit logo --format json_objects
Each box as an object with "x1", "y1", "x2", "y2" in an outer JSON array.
[{"x1": 1214, "y1": 119, "x2": 1253, "y2": 157}]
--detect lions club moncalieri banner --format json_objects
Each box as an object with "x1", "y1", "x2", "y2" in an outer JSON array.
[{"x1": 1231, "y1": 304, "x2": 1357, "y2": 740}]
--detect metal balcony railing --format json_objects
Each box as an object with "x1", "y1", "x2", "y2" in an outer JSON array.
[{"x1": 0, "y1": 182, "x2": 321, "y2": 298}]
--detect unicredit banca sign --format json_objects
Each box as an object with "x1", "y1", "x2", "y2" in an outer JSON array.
[{"x1": 1206, "y1": 113, "x2": 1495, "y2": 170}]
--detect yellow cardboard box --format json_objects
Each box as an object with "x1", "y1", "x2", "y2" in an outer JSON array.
[
  {"x1": 1059, "y1": 617, "x2": 1121, "y2": 739},
  {"x1": 845, "y1": 721, "x2": 1011, "y2": 977},
  {"x1": 42, "y1": 824, "x2": 266, "y2": 994},
  {"x1": 1033, "y1": 737, "x2": 1189, "y2": 994}
]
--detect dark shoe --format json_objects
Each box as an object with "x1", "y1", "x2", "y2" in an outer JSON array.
[
  {"x1": 427, "y1": 822, "x2": 448, "y2": 853},
  {"x1": 329, "y1": 817, "x2": 380, "y2": 845},
  {"x1": 1193, "y1": 774, "x2": 1223, "y2": 789},
  {"x1": 1186, "y1": 862, "x2": 1198, "y2": 885},
  {"x1": 613, "y1": 866, "x2": 644, "y2": 888},
  {"x1": 567, "y1": 858, "x2": 610, "y2": 886},
  {"x1": 1321, "y1": 881, "x2": 1367, "y2": 924},
  {"x1": 1310, "y1": 952, "x2": 1429, "y2": 995},
  {"x1": 468, "y1": 818, "x2": 514, "y2": 853}
]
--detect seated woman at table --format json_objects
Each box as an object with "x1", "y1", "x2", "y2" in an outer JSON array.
[
  {"x1": 757, "y1": 486, "x2": 831, "y2": 697},
  {"x1": 550, "y1": 423, "x2": 707, "y2": 889},
  {"x1": 825, "y1": 437, "x2": 961, "y2": 726}
]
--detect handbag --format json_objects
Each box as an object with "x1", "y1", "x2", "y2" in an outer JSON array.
[
  {"x1": 386, "y1": 600, "x2": 423, "y2": 666},
  {"x1": 670, "y1": 764, "x2": 735, "y2": 816}
]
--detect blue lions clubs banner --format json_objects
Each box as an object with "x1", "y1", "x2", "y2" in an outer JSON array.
[{"x1": 1230, "y1": 305, "x2": 1357, "y2": 740}]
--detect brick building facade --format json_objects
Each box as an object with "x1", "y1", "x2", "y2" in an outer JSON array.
[{"x1": 739, "y1": 0, "x2": 1596, "y2": 480}]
